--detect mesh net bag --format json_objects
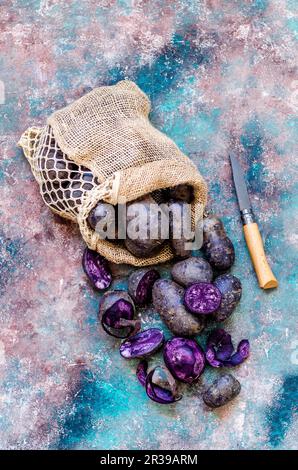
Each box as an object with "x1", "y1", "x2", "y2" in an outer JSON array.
[{"x1": 19, "y1": 80, "x2": 207, "y2": 266}]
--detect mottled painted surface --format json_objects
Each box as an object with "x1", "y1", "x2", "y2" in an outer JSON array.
[{"x1": 0, "y1": 0, "x2": 297, "y2": 450}]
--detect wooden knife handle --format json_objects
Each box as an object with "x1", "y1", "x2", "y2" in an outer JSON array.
[{"x1": 243, "y1": 222, "x2": 278, "y2": 289}]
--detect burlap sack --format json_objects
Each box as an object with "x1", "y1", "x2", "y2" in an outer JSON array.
[{"x1": 19, "y1": 80, "x2": 207, "y2": 266}]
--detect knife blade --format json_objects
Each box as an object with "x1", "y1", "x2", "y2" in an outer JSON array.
[
  {"x1": 229, "y1": 153, "x2": 278, "y2": 290},
  {"x1": 229, "y1": 152, "x2": 251, "y2": 212}
]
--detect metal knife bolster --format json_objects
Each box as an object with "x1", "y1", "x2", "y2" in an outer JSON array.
[{"x1": 240, "y1": 208, "x2": 254, "y2": 225}]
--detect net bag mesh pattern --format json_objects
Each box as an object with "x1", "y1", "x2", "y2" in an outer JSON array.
[{"x1": 19, "y1": 80, "x2": 207, "y2": 266}]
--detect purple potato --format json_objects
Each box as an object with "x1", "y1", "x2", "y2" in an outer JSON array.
[
  {"x1": 46, "y1": 156, "x2": 69, "y2": 181},
  {"x1": 169, "y1": 184, "x2": 194, "y2": 203},
  {"x1": 184, "y1": 282, "x2": 222, "y2": 315},
  {"x1": 152, "y1": 279, "x2": 205, "y2": 337},
  {"x1": 136, "y1": 360, "x2": 148, "y2": 386},
  {"x1": 163, "y1": 337, "x2": 205, "y2": 384},
  {"x1": 145, "y1": 366, "x2": 182, "y2": 404},
  {"x1": 205, "y1": 328, "x2": 250, "y2": 368},
  {"x1": 45, "y1": 155, "x2": 55, "y2": 168},
  {"x1": 71, "y1": 172, "x2": 93, "y2": 191},
  {"x1": 125, "y1": 195, "x2": 166, "y2": 257},
  {"x1": 56, "y1": 160, "x2": 69, "y2": 180},
  {"x1": 124, "y1": 237, "x2": 164, "y2": 257},
  {"x1": 136, "y1": 361, "x2": 182, "y2": 404},
  {"x1": 71, "y1": 172, "x2": 92, "y2": 181},
  {"x1": 227, "y1": 340, "x2": 250, "y2": 366},
  {"x1": 99, "y1": 290, "x2": 139, "y2": 338},
  {"x1": 203, "y1": 374, "x2": 241, "y2": 408},
  {"x1": 171, "y1": 257, "x2": 213, "y2": 287},
  {"x1": 128, "y1": 268, "x2": 160, "y2": 305},
  {"x1": 87, "y1": 201, "x2": 118, "y2": 239},
  {"x1": 88, "y1": 202, "x2": 110, "y2": 230},
  {"x1": 203, "y1": 216, "x2": 235, "y2": 271},
  {"x1": 120, "y1": 328, "x2": 164, "y2": 359},
  {"x1": 213, "y1": 274, "x2": 242, "y2": 322},
  {"x1": 168, "y1": 200, "x2": 193, "y2": 258},
  {"x1": 82, "y1": 247, "x2": 112, "y2": 290}
]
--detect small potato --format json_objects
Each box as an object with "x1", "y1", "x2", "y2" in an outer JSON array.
[
  {"x1": 152, "y1": 279, "x2": 205, "y2": 337},
  {"x1": 47, "y1": 158, "x2": 69, "y2": 181},
  {"x1": 213, "y1": 274, "x2": 242, "y2": 322},
  {"x1": 125, "y1": 195, "x2": 167, "y2": 257},
  {"x1": 87, "y1": 202, "x2": 118, "y2": 240},
  {"x1": 203, "y1": 374, "x2": 241, "y2": 408},
  {"x1": 99, "y1": 290, "x2": 138, "y2": 338},
  {"x1": 88, "y1": 202, "x2": 109, "y2": 230},
  {"x1": 72, "y1": 172, "x2": 93, "y2": 191},
  {"x1": 128, "y1": 268, "x2": 160, "y2": 305},
  {"x1": 124, "y1": 238, "x2": 164, "y2": 257},
  {"x1": 169, "y1": 184, "x2": 194, "y2": 203},
  {"x1": 169, "y1": 200, "x2": 193, "y2": 258},
  {"x1": 203, "y1": 216, "x2": 235, "y2": 271},
  {"x1": 171, "y1": 257, "x2": 213, "y2": 287},
  {"x1": 99, "y1": 290, "x2": 135, "y2": 318}
]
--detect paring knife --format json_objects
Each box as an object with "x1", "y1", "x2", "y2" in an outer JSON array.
[{"x1": 230, "y1": 153, "x2": 278, "y2": 289}]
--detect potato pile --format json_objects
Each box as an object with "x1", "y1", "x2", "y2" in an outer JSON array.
[
  {"x1": 82, "y1": 215, "x2": 249, "y2": 407},
  {"x1": 87, "y1": 184, "x2": 194, "y2": 258}
]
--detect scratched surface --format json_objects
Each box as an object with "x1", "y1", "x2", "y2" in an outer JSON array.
[{"x1": 0, "y1": 0, "x2": 297, "y2": 450}]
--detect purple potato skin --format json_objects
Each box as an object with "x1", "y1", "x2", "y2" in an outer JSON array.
[
  {"x1": 145, "y1": 367, "x2": 181, "y2": 404},
  {"x1": 136, "y1": 360, "x2": 148, "y2": 386},
  {"x1": 99, "y1": 290, "x2": 135, "y2": 323},
  {"x1": 120, "y1": 328, "x2": 164, "y2": 359},
  {"x1": 87, "y1": 202, "x2": 111, "y2": 230},
  {"x1": 203, "y1": 216, "x2": 235, "y2": 271},
  {"x1": 168, "y1": 200, "x2": 193, "y2": 259},
  {"x1": 46, "y1": 152, "x2": 69, "y2": 181},
  {"x1": 125, "y1": 195, "x2": 166, "y2": 257},
  {"x1": 171, "y1": 257, "x2": 213, "y2": 287},
  {"x1": 184, "y1": 282, "x2": 222, "y2": 315},
  {"x1": 124, "y1": 237, "x2": 164, "y2": 258},
  {"x1": 136, "y1": 361, "x2": 181, "y2": 404},
  {"x1": 213, "y1": 274, "x2": 242, "y2": 322},
  {"x1": 203, "y1": 374, "x2": 241, "y2": 408},
  {"x1": 82, "y1": 248, "x2": 112, "y2": 290},
  {"x1": 87, "y1": 202, "x2": 118, "y2": 240},
  {"x1": 169, "y1": 184, "x2": 194, "y2": 203},
  {"x1": 152, "y1": 279, "x2": 205, "y2": 337},
  {"x1": 128, "y1": 268, "x2": 160, "y2": 305},
  {"x1": 163, "y1": 337, "x2": 205, "y2": 384}
]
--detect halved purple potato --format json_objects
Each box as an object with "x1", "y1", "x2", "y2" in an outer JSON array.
[
  {"x1": 226, "y1": 340, "x2": 250, "y2": 366},
  {"x1": 128, "y1": 268, "x2": 160, "y2": 306},
  {"x1": 205, "y1": 328, "x2": 250, "y2": 368},
  {"x1": 184, "y1": 282, "x2": 222, "y2": 314},
  {"x1": 136, "y1": 360, "x2": 182, "y2": 404},
  {"x1": 203, "y1": 216, "x2": 235, "y2": 271},
  {"x1": 163, "y1": 337, "x2": 205, "y2": 384},
  {"x1": 145, "y1": 366, "x2": 182, "y2": 404},
  {"x1": 213, "y1": 274, "x2": 242, "y2": 322},
  {"x1": 99, "y1": 290, "x2": 139, "y2": 338},
  {"x1": 82, "y1": 247, "x2": 112, "y2": 290},
  {"x1": 120, "y1": 328, "x2": 164, "y2": 359},
  {"x1": 171, "y1": 257, "x2": 213, "y2": 287},
  {"x1": 152, "y1": 279, "x2": 205, "y2": 337},
  {"x1": 203, "y1": 374, "x2": 241, "y2": 408}
]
